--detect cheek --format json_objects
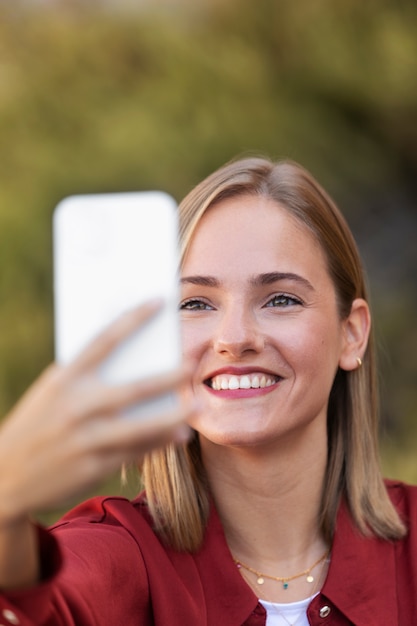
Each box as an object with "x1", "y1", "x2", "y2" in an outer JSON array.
[
  {"x1": 180, "y1": 320, "x2": 210, "y2": 363},
  {"x1": 179, "y1": 325, "x2": 202, "y2": 404},
  {"x1": 280, "y1": 317, "x2": 342, "y2": 371}
]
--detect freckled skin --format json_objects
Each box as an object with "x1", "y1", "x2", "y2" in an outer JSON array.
[{"x1": 180, "y1": 195, "x2": 350, "y2": 449}]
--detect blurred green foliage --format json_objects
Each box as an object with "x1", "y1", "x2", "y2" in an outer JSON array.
[{"x1": 0, "y1": 0, "x2": 416, "y2": 495}]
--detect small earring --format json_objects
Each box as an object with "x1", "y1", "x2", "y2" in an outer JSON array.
[{"x1": 356, "y1": 356, "x2": 362, "y2": 368}]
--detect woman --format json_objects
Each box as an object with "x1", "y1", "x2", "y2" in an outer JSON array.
[{"x1": 0, "y1": 157, "x2": 415, "y2": 626}]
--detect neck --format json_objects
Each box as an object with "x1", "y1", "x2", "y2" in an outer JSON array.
[{"x1": 200, "y1": 428, "x2": 329, "y2": 602}]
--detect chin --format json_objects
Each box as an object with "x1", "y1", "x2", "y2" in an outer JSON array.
[{"x1": 197, "y1": 428, "x2": 271, "y2": 449}]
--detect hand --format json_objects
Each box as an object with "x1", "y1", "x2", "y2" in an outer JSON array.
[{"x1": 0, "y1": 301, "x2": 194, "y2": 524}]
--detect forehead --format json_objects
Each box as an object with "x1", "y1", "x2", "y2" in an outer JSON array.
[{"x1": 182, "y1": 194, "x2": 328, "y2": 276}]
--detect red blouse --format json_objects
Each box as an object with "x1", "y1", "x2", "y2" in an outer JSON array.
[{"x1": 1, "y1": 480, "x2": 416, "y2": 625}]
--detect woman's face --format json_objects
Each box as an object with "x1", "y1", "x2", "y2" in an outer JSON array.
[{"x1": 180, "y1": 194, "x2": 351, "y2": 448}]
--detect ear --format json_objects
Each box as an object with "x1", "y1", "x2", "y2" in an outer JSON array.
[{"x1": 338, "y1": 298, "x2": 371, "y2": 371}]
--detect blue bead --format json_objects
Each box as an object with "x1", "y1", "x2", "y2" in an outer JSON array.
[{"x1": 283, "y1": 582, "x2": 289, "y2": 590}]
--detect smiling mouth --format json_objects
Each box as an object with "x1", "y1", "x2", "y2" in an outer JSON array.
[{"x1": 205, "y1": 373, "x2": 281, "y2": 391}]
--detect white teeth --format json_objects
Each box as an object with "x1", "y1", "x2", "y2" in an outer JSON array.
[
  {"x1": 209, "y1": 373, "x2": 277, "y2": 391},
  {"x1": 229, "y1": 376, "x2": 239, "y2": 390},
  {"x1": 240, "y1": 375, "x2": 251, "y2": 389}
]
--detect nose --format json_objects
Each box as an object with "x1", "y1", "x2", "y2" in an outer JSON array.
[{"x1": 213, "y1": 305, "x2": 264, "y2": 358}]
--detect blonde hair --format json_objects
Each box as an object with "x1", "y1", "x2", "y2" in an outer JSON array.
[{"x1": 142, "y1": 157, "x2": 406, "y2": 551}]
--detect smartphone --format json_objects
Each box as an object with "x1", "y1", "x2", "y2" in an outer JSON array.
[{"x1": 53, "y1": 191, "x2": 181, "y2": 417}]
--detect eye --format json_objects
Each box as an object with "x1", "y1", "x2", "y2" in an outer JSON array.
[
  {"x1": 264, "y1": 293, "x2": 303, "y2": 308},
  {"x1": 180, "y1": 298, "x2": 214, "y2": 311}
]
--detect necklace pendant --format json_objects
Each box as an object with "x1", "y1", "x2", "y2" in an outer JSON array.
[
  {"x1": 283, "y1": 581, "x2": 289, "y2": 590},
  {"x1": 306, "y1": 575, "x2": 314, "y2": 583},
  {"x1": 257, "y1": 576, "x2": 265, "y2": 585}
]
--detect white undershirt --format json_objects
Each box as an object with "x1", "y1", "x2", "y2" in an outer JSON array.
[{"x1": 259, "y1": 593, "x2": 318, "y2": 626}]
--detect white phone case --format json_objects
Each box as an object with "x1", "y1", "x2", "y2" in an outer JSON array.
[{"x1": 53, "y1": 191, "x2": 181, "y2": 417}]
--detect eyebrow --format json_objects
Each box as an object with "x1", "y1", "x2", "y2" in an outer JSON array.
[
  {"x1": 180, "y1": 275, "x2": 220, "y2": 287},
  {"x1": 250, "y1": 272, "x2": 314, "y2": 291},
  {"x1": 180, "y1": 272, "x2": 314, "y2": 291}
]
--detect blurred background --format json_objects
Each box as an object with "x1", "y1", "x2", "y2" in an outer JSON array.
[{"x1": 1, "y1": 0, "x2": 416, "y2": 519}]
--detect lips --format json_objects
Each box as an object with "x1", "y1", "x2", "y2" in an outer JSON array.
[{"x1": 205, "y1": 372, "x2": 281, "y2": 391}]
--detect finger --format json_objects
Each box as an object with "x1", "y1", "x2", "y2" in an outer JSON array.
[
  {"x1": 119, "y1": 423, "x2": 193, "y2": 461},
  {"x1": 61, "y1": 365, "x2": 190, "y2": 425},
  {"x1": 89, "y1": 366, "x2": 191, "y2": 417},
  {"x1": 80, "y1": 400, "x2": 196, "y2": 455},
  {"x1": 44, "y1": 425, "x2": 191, "y2": 507},
  {"x1": 69, "y1": 299, "x2": 164, "y2": 373}
]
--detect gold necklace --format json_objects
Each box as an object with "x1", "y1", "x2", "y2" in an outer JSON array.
[{"x1": 234, "y1": 549, "x2": 329, "y2": 590}]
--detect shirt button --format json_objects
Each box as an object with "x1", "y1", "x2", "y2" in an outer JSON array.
[
  {"x1": 1, "y1": 609, "x2": 20, "y2": 624},
  {"x1": 319, "y1": 605, "x2": 331, "y2": 618}
]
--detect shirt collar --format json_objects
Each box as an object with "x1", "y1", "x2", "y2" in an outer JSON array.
[
  {"x1": 321, "y1": 498, "x2": 398, "y2": 625},
  {"x1": 196, "y1": 497, "x2": 400, "y2": 625},
  {"x1": 194, "y1": 503, "x2": 262, "y2": 624}
]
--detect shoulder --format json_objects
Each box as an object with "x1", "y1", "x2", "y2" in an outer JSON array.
[
  {"x1": 384, "y1": 478, "x2": 417, "y2": 526},
  {"x1": 52, "y1": 492, "x2": 151, "y2": 529},
  {"x1": 49, "y1": 493, "x2": 158, "y2": 569}
]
